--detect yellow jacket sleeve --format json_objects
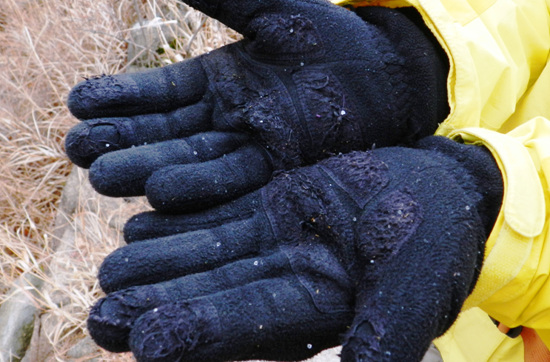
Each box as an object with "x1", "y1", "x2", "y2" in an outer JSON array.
[
  {"x1": 434, "y1": 308, "x2": 525, "y2": 361},
  {"x1": 442, "y1": 118, "x2": 550, "y2": 350},
  {"x1": 433, "y1": 119, "x2": 550, "y2": 361}
]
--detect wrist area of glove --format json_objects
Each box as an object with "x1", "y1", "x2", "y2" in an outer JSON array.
[
  {"x1": 414, "y1": 135, "x2": 504, "y2": 299},
  {"x1": 353, "y1": 6, "x2": 450, "y2": 143},
  {"x1": 414, "y1": 136, "x2": 504, "y2": 238}
]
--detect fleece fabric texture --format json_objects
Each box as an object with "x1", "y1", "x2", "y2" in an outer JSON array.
[
  {"x1": 332, "y1": 0, "x2": 550, "y2": 359},
  {"x1": 65, "y1": 0, "x2": 449, "y2": 213},
  {"x1": 88, "y1": 137, "x2": 503, "y2": 361}
]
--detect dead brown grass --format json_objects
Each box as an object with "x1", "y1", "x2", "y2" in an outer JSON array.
[{"x1": 0, "y1": 0, "x2": 238, "y2": 360}]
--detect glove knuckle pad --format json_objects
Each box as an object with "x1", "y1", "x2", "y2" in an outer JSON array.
[
  {"x1": 294, "y1": 70, "x2": 365, "y2": 162},
  {"x1": 203, "y1": 50, "x2": 306, "y2": 168},
  {"x1": 321, "y1": 153, "x2": 423, "y2": 262},
  {"x1": 320, "y1": 152, "x2": 390, "y2": 208},
  {"x1": 357, "y1": 189, "x2": 422, "y2": 262},
  {"x1": 264, "y1": 167, "x2": 354, "y2": 248}
]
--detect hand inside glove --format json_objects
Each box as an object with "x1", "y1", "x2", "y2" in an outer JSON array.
[
  {"x1": 65, "y1": 0, "x2": 449, "y2": 213},
  {"x1": 87, "y1": 136, "x2": 503, "y2": 361}
]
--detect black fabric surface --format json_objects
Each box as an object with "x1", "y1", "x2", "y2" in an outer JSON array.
[
  {"x1": 61, "y1": 2, "x2": 508, "y2": 361},
  {"x1": 88, "y1": 137, "x2": 503, "y2": 361},
  {"x1": 65, "y1": 1, "x2": 449, "y2": 213}
]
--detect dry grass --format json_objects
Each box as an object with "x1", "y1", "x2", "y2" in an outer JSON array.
[{"x1": 0, "y1": 0, "x2": 238, "y2": 360}]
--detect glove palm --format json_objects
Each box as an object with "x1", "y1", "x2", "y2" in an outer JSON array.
[
  {"x1": 88, "y1": 137, "x2": 503, "y2": 361},
  {"x1": 65, "y1": 1, "x2": 448, "y2": 213}
]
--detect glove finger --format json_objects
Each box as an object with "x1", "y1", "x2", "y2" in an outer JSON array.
[
  {"x1": 88, "y1": 251, "x2": 290, "y2": 352},
  {"x1": 88, "y1": 132, "x2": 248, "y2": 197},
  {"x1": 340, "y1": 234, "x2": 483, "y2": 361},
  {"x1": 181, "y1": 0, "x2": 331, "y2": 37},
  {"x1": 128, "y1": 277, "x2": 352, "y2": 362},
  {"x1": 68, "y1": 58, "x2": 207, "y2": 120},
  {"x1": 123, "y1": 192, "x2": 260, "y2": 243},
  {"x1": 145, "y1": 144, "x2": 272, "y2": 213},
  {"x1": 99, "y1": 207, "x2": 272, "y2": 293},
  {"x1": 65, "y1": 100, "x2": 212, "y2": 168}
]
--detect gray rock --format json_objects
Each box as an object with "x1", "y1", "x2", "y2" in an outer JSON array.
[
  {"x1": 127, "y1": 17, "x2": 180, "y2": 67},
  {"x1": 0, "y1": 273, "x2": 43, "y2": 362},
  {"x1": 66, "y1": 336, "x2": 101, "y2": 360}
]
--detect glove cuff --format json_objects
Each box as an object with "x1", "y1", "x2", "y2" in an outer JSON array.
[
  {"x1": 355, "y1": 6, "x2": 450, "y2": 144},
  {"x1": 415, "y1": 136, "x2": 504, "y2": 238}
]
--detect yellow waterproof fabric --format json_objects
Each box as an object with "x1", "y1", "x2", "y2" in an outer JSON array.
[
  {"x1": 440, "y1": 119, "x2": 550, "y2": 360},
  {"x1": 434, "y1": 308, "x2": 524, "y2": 361},
  {"x1": 329, "y1": 1, "x2": 550, "y2": 360}
]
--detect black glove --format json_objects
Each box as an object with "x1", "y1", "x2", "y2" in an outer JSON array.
[
  {"x1": 65, "y1": 1, "x2": 449, "y2": 213},
  {"x1": 87, "y1": 136, "x2": 502, "y2": 361}
]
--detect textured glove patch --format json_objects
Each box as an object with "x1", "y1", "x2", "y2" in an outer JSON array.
[
  {"x1": 64, "y1": 120, "x2": 126, "y2": 167},
  {"x1": 264, "y1": 168, "x2": 334, "y2": 241},
  {"x1": 246, "y1": 14, "x2": 324, "y2": 57},
  {"x1": 129, "y1": 300, "x2": 221, "y2": 360},
  {"x1": 202, "y1": 48, "x2": 304, "y2": 169},
  {"x1": 294, "y1": 69, "x2": 364, "y2": 162},
  {"x1": 321, "y1": 151, "x2": 389, "y2": 208},
  {"x1": 342, "y1": 317, "x2": 387, "y2": 360},
  {"x1": 358, "y1": 189, "x2": 422, "y2": 261},
  {"x1": 265, "y1": 165, "x2": 374, "y2": 253},
  {"x1": 70, "y1": 74, "x2": 135, "y2": 114},
  {"x1": 87, "y1": 284, "x2": 169, "y2": 352}
]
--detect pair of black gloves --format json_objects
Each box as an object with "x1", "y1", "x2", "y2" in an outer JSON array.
[{"x1": 65, "y1": 1, "x2": 504, "y2": 361}]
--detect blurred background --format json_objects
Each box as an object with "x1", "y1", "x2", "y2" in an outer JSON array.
[{"x1": 0, "y1": 1, "x2": 239, "y2": 360}]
